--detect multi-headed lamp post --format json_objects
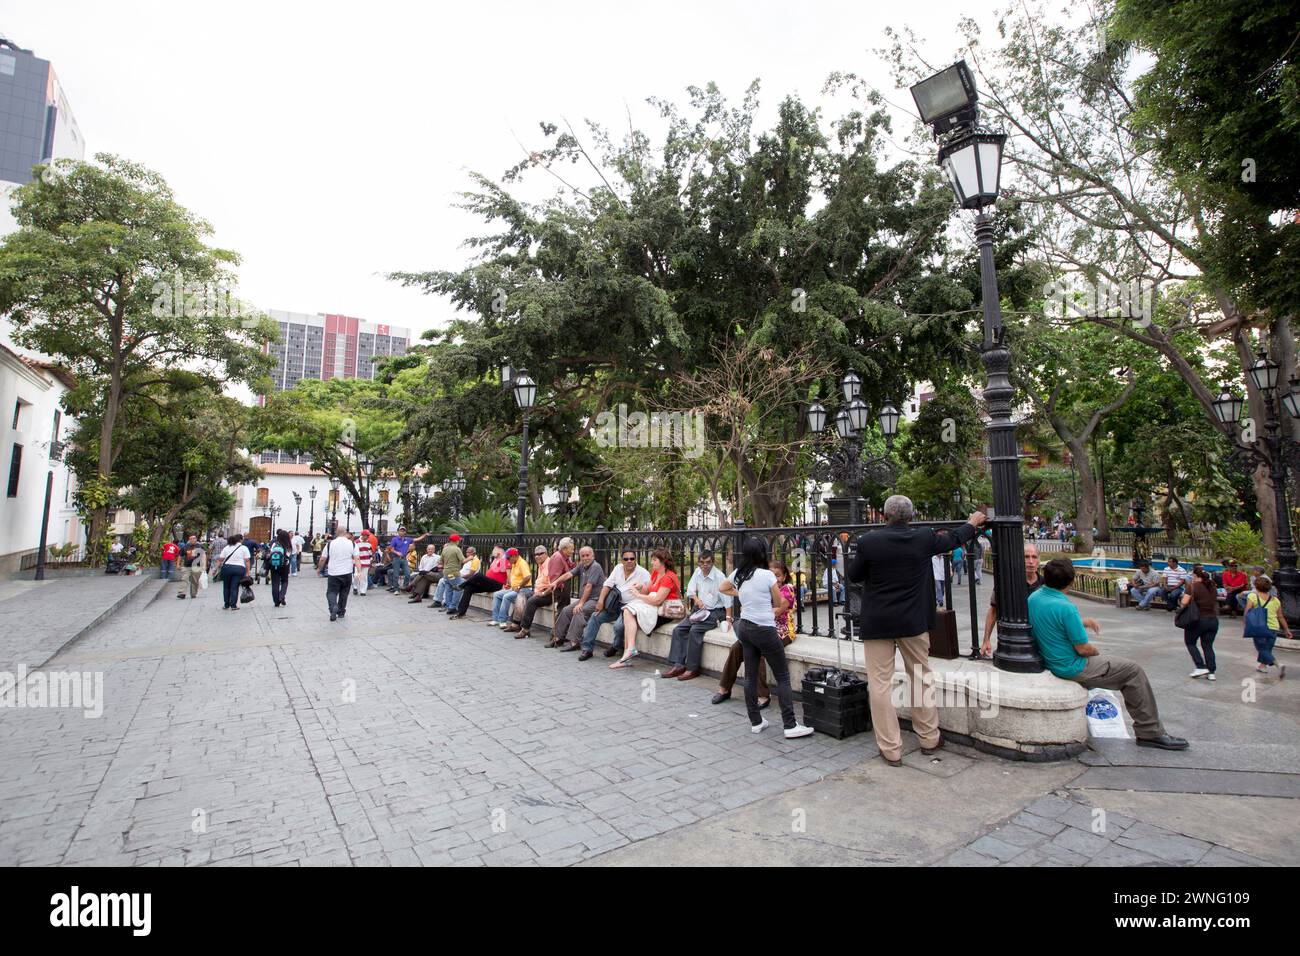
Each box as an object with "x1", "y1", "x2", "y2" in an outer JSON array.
[
  {"x1": 910, "y1": 59, "x2": 1039, "y2": 673},
  {"x1": 805, "y1": 370, "x2": 900, "y2": 526},
  {"x1": 1213, "y1": 350, "x2": 1300, "y2": 625}
]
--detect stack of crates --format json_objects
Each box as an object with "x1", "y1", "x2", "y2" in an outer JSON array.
[{"x1": 800, "y1": 667, "x2": 870, "y2": 739}]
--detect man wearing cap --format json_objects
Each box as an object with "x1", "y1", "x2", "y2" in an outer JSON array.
[
  {"x1": 1221, "y1": 559, "x2": 1249, "y2": 616},
  {"x1": 387, "y1": 526, "x2": 413, "y2": 592},
  {"x1": 491, "y1": 548, "x2": 533, "y2": 627},
  {"x1": 432, "y1": 535, "x2": 466, "y2": 607}
]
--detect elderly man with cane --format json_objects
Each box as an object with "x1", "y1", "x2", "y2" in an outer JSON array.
[{"x1": 846, "y1": 495, "x2": 986, "y2": 766}]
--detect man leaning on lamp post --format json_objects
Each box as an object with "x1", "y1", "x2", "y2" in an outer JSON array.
[{"x1": 846, "y1": 495, "x2": 986, "y2": 767}]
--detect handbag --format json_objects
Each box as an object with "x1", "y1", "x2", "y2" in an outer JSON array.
[
  {"x1": 1173, "y1": 599, "x2": 1200, "y2": 629},
  {"x1": 662, "y1": 598, "x2": 687, "y2": 620}
]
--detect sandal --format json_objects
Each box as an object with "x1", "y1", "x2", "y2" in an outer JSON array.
[{"x1": 609, "y1": 650, "x2": 639, "y2": 669}]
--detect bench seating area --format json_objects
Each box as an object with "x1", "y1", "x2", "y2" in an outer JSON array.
[{"x1": 463, "y1": 592, "x2": 1088, "y2": 761}]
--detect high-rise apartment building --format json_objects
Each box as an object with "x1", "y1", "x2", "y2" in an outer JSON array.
[
  {"x1": 263, "y1": 310, "x2": 409, "y2": 394},
  {"x1": 0, "y1": 38, "x2": 85, "y2": 235}
]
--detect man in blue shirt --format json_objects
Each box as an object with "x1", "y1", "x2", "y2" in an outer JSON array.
[
  {"x1": 1029, "y1": 558, "x2": 1187, "y2": 750},
  {"x1": 386, "y1": 526, "x2": 413, "y2": 591}
]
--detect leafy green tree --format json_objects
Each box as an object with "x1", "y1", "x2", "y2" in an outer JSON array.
[
  {"x1": 0, "y1": 155, "x2": 275, "y2": 554},
  {"x1": 392, "y1": 82, "x2": 980, "y2": 525}
]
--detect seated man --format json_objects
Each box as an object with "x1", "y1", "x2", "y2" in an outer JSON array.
[
  {"x1": 1130, "y1": 559, "x2": 1161, "y2": 609},
  {"x1": 662, "y1": 551, "x2": 727, "y2": 680},
  {"x1": 555, "y1": 546, "x2": 605, "y2": 651},
  {"x1": 578, "y1": 549, "x2": 646, "y2": 660},
  {"x1": 1029, "y1": 558, "x2": 1188, "y2": 751},
  {"x1": 407, "y1": 544, "x2": 442, "y2": 603},
  {"x1": 1148, "y1": 556, "x2": 1191, "y2": 612},
  {"x1": 1220, "y1": 559, "x2": 1249, "y2": 617}
]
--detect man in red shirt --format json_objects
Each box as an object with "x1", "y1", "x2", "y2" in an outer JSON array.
[
  {"x1": 1221, "y1": 560, "x2": 1250, "y2": 616},
  {"x1": 160, "y1": 540, "x2": 180, "y2": 581}
]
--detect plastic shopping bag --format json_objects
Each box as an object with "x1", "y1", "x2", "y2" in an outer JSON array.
[{"x1": 1085, "y1": 688, "x2": 1131, "y2": 739}]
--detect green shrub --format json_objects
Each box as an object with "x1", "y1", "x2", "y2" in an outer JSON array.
[{"x1": 1210, "y1": 521, "x2": 1267, "y2": 566}]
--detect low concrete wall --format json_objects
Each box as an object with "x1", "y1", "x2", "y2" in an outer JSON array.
[{"x1": 467, "y1": 593, "x2": 1088, "y2": 761}]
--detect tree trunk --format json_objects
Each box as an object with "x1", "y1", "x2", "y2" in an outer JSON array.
[{"x1": 1068, "y1": 438, "x2": 1098, "y2": 552}]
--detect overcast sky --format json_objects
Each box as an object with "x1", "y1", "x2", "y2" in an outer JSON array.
[{"x1": 4, "y1": 0, "x2": 1004, "y2": 339}]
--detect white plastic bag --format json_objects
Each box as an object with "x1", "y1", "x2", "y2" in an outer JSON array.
[{"x1": 1085, "y1": 688, "x2": 1131, "y2": 738}]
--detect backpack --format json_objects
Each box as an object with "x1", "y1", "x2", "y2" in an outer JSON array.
[
  {"x1": 269, "y1": 544, "x2": 287, "y2": 569},
  {"x1": 1243, "y1": 595, "x2": 1277, "y2": 639}
]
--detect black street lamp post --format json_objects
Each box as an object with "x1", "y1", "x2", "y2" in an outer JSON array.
[
  {"x1": 329, "y1": 477, "x2": 340, "y2": 534},
  {"x1": 911, "y1": 59, "x2": 1040, "y2": 673},
  {"x1": 506, "y1": 366, "x2": 538, "y2": 546},
  {"x1": 308, "y1": 485, "x2": 317, "y2": 538},
  {"x1": 556, "y1": 483, "x2": 570, "y2": 521},
  {"x1": 292, "y1": 491, "x2": 302, "y2": 533},
  {"x1": 343, "y1": 497, "x2": 354, "y2": 533},
  {"x1": 1213, "y1": 352, "x2": 1300, "y2": 625}
]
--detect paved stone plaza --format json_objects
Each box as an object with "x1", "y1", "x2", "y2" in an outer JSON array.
[{"x1": 0, "y1": 572, "x2": 1296, "y2": 866}]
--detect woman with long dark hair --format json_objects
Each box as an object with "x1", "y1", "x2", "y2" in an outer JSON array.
[
  {"x1": 270, "y1": 528, "x2": 293, "y2": 607},
  {"x1": 1177, "y1": 564, "x2": 1219, "y2": 680},
  {"x1": 718, "y1": 538, "x2": 813, "y2": 739}
]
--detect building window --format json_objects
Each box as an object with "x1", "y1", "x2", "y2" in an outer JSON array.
[
  {"x1": 6, "y1": 444, "x2": 21, "y2": 497},
  {"x1": 256, "y1": 487, "x2": 269, "y2": 508},
  {"x1": 11, "y1": 400, "x2": 21, "y2": 430}
]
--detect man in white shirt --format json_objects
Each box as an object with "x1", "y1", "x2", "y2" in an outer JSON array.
[
  {"x1": 319, "y1": 529, "x2": 357, "y2": 621},
  {"x1": 932, "y1": 553, "x2": 947, "y2": 608},
  {"x1": 1152, "y1": 557, "x2": 1191, "y2": 612},
  {"x1": 290, "y1": 532, "x2": 304, "y2": 575},
  {"x1": 663, "y1": 551, "x2": 729, "y2": 680},
  {"x1": 353, "y1": 533, "x2": 373, "y2": 596},
  {"x1": 407, "y1": 544, "x2": 442, "y2": 603},
  {"x1": 580, "y1": 550, "x2": 651, "y2": 659}
]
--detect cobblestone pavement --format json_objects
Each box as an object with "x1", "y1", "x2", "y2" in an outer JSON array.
[
  {"x1": 937, "y1": 792, "x2": 1274, "y2": 867},
  {"x1": 0, "y1": 575, "x2": 877, "y2": 866}
]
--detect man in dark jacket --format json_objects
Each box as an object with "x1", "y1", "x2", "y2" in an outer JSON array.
[{"x1": 846, "y1": 494, "x2": 987, "y2": 766}]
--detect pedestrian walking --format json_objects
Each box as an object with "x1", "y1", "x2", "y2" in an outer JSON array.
[
  {"x1": 176, "y1": 535, "x2": 206, "y2": 600},
  {"x1": 354, "y1": 532, "x2": 373, "y2": 596},
  {"x1": 1244, "y1": 575, "x2": 1290, "y2": 679},
  {"x1": 320, "y1": 529, "x2": 357, "y2": 622},
  {"x1": 717, "y1": 538, "x2": 813, "y2": 739},
  {"x1": 269, "y1": 528, "x2": 293, "y2": 607},
  {"x1": 290, "y1": 530, "x2": 304, "y2": 575},
  {"x1": 1177, "y1": 565, "x2": 1219, "y2": 680},
  {"x1": 214, "y1": 534, "x2": 250, "y2": 611},
  {"x1": 846, "y1": 495, "x2": 984, "y2": 766},
  {"x1": 160, "y1": 539, "x2": 179, "y2": 580}
]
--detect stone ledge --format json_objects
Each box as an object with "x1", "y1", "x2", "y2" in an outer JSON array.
[{"x1": 467, "y1": 592, "x2": 1088, "y2": 760}]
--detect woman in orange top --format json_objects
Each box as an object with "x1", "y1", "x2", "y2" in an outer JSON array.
[{"x1": 611, "y1": 548, "x2": 680, "y2": 669}]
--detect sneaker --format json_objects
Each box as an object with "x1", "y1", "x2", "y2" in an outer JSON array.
[
  {"x1": 784, "y1": 724, "x2": 815, "y2": 739},
  {"x1": 1189, "y1": 668, "x2": 1210, "y2": 678},
  {"x1": 1207, "y1": 673, "x2": 1217, "y2": 681},
  {"x1": 750, "y1": 719, "x2": 770, "y2": 734}
]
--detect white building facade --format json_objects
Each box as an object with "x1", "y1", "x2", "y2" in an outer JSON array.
[{"x1": 0, "y1": 343, "x2": 83, "y2": 573}]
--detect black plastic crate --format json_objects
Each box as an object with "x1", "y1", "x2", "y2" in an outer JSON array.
[
  {"x1": 802, "y1": 673, "x2": 869, "y2": 703},
  {"x1": 802, "y1": 692, "x2": 868, "y2": 721},
  {"x1": 802, "y1": 707, "x2": 870, "y2": 739}
]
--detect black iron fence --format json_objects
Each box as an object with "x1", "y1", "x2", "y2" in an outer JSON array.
[{"x1": 449, "y1": 521, "x2": 989, "y2": 654}]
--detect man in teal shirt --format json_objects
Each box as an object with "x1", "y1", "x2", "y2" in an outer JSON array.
[{"x1": 1028, "y1": 558, "x2": 1188, "y2": 750}]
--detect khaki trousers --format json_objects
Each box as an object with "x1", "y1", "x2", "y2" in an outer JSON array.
[
  {"x1": 177, "y1": 563, "x2": 203, "y2": 598},
  {"x1": 862, "y1": 632, "x2": 940, "y2": 761}
]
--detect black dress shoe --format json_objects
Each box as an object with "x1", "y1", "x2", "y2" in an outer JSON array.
[
  {"x1": 883, "y1": 756, "x2": 903, "y2": 767},
  {"x1": 330, "y1": 613, "x2": 337, "y2": 621},
  {"x1": 578, "y1": 650, "x2": 593, "y2": 661},
  {"x1": 559, "y1": 642, "x2": 579, "y2": 652},
  {"x1": 1136, "y1": 734, "x2": 1190, "y2": 751},
  {"x1": 921, "y1": 739, "x2": 944, "y2": 756},
  {"x1": 603, "y1": 647, "x2": 619, "y2": 658},
  {"x1": 757, "y1": 699, "x2": 770, "y2": 711},
  {"x1": 710, "y1": 692, "x2": 731, "y2": 705}
]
